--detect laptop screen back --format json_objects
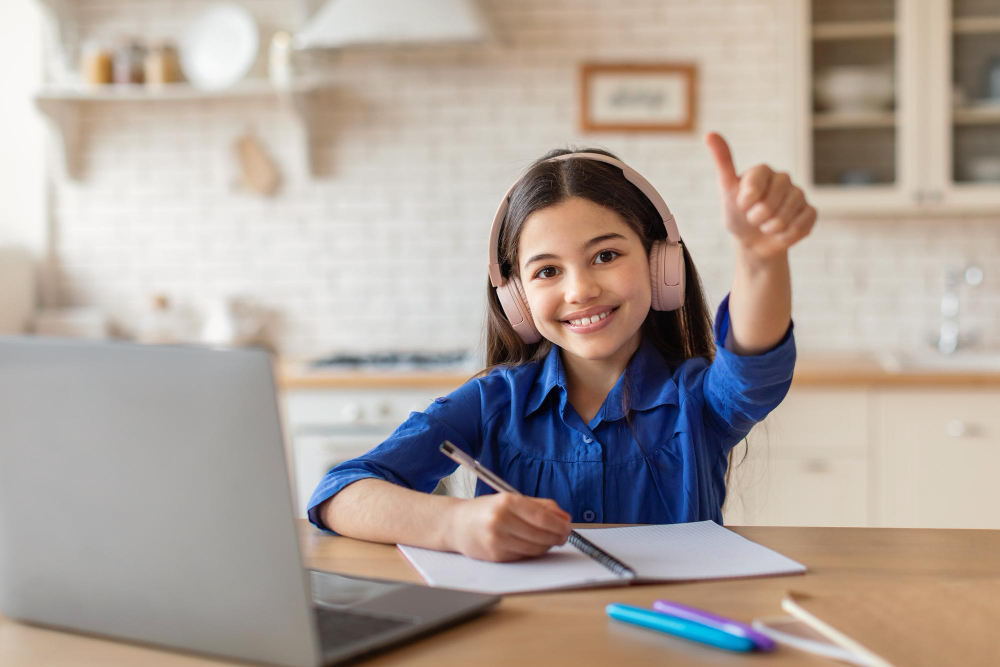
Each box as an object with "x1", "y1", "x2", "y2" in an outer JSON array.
[{"x1": 0, "y1": 337, "x2": 320, "y2": 667}]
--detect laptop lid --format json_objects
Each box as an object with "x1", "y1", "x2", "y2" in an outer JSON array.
[{"x1": 0, "y1": 337, "x2": 321, "y2": 667}]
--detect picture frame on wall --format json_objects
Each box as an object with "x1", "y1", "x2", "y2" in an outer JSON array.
[{"x1": 579, "y1": 63, "x2": 697, "y2": 133}]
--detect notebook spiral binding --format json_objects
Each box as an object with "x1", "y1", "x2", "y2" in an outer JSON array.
[{"x1": 568, "y1": 532, "x2": 637, "y2": 579}]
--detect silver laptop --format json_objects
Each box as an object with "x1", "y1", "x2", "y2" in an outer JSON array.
[{"x1": 0, "y1": 337, "x2": 498, "y2": 666}]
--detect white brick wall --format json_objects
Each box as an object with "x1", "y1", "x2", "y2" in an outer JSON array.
[{"x1": 42, "y1": 0, "x2": 1000, "y2": 359}]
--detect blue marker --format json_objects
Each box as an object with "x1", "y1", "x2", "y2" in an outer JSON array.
[{"x1": 606, "y1": 603, "x2": 756, "y2": 652}]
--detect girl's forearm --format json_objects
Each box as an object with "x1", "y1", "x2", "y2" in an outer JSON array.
[
  {"x1": 320, "y1": 478, "x2": 462, "y2": 550},
  {"x1": 727, "y1": 247, "x2": 792, "y2": 355}
]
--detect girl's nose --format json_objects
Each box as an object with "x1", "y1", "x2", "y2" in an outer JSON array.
[{"x1": 564, "y1": 270, "x2": 601, "y2": 303}]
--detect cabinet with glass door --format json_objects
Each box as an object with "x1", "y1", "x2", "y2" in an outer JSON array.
[{"x1": 792, "y1": 0, "x2": 1000, "y2": 216}]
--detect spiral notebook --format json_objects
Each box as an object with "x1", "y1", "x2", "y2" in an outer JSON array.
[{"x1": 397, "y1": 520, "x2": 806, "y2": 595}]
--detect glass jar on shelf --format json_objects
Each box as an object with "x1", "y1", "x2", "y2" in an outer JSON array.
[
  {"x1": 144, "y1": 40, "x2": 182, "y2": 86},
  {"x1": 113, "y1": 37, "x2": 146, "y2": 85},
  {"x1": 81, "y1": 40, "x2": 113, "y2": 85}
]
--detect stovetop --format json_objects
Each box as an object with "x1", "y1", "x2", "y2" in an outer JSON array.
[{"x1": 310, "y1": 350, "x2": 476, "y2": 370}]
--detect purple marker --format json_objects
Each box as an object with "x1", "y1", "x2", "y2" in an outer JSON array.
[{"x1": 652, "y1": 599, "x2": 776, "y2": 652}]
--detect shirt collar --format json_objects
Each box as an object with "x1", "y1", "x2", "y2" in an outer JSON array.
[{"x1": 523, "y1": 336, "x2": 679, "y2": 420}]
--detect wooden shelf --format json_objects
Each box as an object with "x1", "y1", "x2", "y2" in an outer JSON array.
[
  {"x1": 812, "y1": 21, "x2": 895, "y2": 41},
  {"x1": 35, "y1": 78, "x2": 329, "y2": 102},
  {"x1": 953, "y1": 104, "x2": 1000, "y2": 125},
  {"x1": 952, "y1": 16, "x2": 1000, "y2": 34},
  {"x1": 812, "y1": 111, "x2": 896, "y2": 129},
  {"x1": 34, "y1": 78, "x2": 331, "y2": 180}
]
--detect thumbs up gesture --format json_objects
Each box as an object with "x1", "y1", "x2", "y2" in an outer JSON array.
[{"x1": 705, "y1": 132, "x2": 816, "y2": 260}]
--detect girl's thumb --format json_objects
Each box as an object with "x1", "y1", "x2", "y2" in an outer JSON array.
[{"x1": 704, "y1": 132, "x2": 739, "y2": 194}]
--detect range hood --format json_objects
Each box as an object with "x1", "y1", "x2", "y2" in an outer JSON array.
[{"x1": 293, "y1": 0, "x2": 491, "y2": 49}]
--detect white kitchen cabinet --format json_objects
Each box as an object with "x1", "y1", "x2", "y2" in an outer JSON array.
[
  {"x1": 788, "y1": 0, "x2": 1000, "y2": 215},
  {"x1": 280, "y1": 381, "x2": 478, "y2": 517},
  {"x1": 877, "y1": 389, "x2": 1000, "y2": 528},
  {"x1": 723, "y1": 388, "x2": 871, "y2": 527},
  {"x1": 281, "y1": 386, "x2": 453, "y2": 517}
]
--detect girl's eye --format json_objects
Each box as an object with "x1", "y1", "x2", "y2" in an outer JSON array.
[
  {"x1": 534, "y1": 267, "x2": 558, "y2": 280},
  {"x1": 595, "y1": 250, "x2": 619, "y2": 264}
]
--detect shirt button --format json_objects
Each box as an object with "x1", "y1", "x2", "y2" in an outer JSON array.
[
  {"x1": 433, "y1": 397, "x2": 448, "y2": 404},
  {"x1": 582, "y1": 509, "x2": 596, "y2": 522},
  {"x1": 582, "y1": 435, "x2": 593, "y2": 443}
]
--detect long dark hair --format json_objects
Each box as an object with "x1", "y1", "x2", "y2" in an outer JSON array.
[{"x1": 477, "y1": 147, "x2": 739, "y2": 497}]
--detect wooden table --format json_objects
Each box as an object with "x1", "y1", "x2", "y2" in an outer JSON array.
[{"x1": 3, "y1": 522, "x2": 999, "y2": 666}]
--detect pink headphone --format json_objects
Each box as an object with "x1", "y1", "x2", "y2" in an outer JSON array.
[{"x1": 488, "y1": 152, "x2": 686, "y2": 344}]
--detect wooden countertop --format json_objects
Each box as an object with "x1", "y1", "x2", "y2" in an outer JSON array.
[
  {"x1": 3, "y1": 522, "x2": 998, "y2": 665},
  {"x1": 278, "y1": 355, "x2": 1000, "y2": 390}
]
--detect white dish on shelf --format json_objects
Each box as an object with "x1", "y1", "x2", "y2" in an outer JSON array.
[
  {"x1": 967, "y1": 156, "x2": 1000, "y2": 182},
  {"x1": 180, "y1": 3, "x2": 259, "y2": 91},
  {"x1": 814, "y1": 65, "x2": 895, "y2": 113}
]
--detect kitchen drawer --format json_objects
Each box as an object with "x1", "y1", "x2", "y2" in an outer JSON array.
[
  {"x1": 724, "y1": 449, "x2": 869, "y2": 527},
  {"x1": 879, "y1": 389, "x2": 1000, "y2": 529},
  {"x1": 757, "y1": 387, "x2": 870, "y2": 454},
  {"x1": 282, "y1": 388, "x2": 454, "y2": 431}
]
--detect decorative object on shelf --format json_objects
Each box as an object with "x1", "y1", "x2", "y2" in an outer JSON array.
[
  {"x1": 837, "y1": 168, "x2": 879, "y2": 186},
  {"x1": 134, "y1": 293, "x2": 205, "y2": 344},
  {"x1": 144, "y1": 40, "x2": 183, "y2": 86},
  {"x1": 984, "y1": 55, "x2": 1000, "y2": 101},
  {"x1": 200, "y1": 295, "x2": 274, "y2": 349},
  {"x1": 179, "y1": 2, "x2": 259, "y2": 91},
  {"x1": 234, "y1": 131, "x2": 281, "y2": 196},
  {"x1": 579, "y1": 63, "x2": 697, "y2": 133},
  {"x1": 813, "y1": 65, "x2": 894, "y2": 113},
  {"x1": 268, "y1": 30, "x2": 295, "y2": 88},
  {"x1": 293, "y1": 0, "x2": 490, "y2": 49},
  {"x1": 81, "y1": 41, "x2": 113, "y2": 85},
  {"x1": 966, "y1": 156, "x2": 1000, "y2": 183},
  {"x1": 113, "y1": 37, "x2": 147, "y2": 84}
]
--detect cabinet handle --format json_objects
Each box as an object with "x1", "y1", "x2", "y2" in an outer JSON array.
[
  {"x1": 341, "y1": 402, "x2": 363, "y2": 423},
  {"x1": 802, "y1": 458, "x2": 829, "y2": 474},
  {"x1": 928, "y1": 189, "x2": 944, "y2": 203},
  {"x1": 946, "y1": 419, "x2": 967, "y2": 437},
  {"x1": 913, "y1": 189, "x2": 925, "y2": 203}
]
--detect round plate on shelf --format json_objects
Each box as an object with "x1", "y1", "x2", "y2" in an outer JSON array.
[{"x1": 179, "y1": 3, "x2": 259, "y2": 91}]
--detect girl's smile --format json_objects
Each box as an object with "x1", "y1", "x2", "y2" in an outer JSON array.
[{"x1": 561, "y1": 305, "x2": 619, "y2": 333}]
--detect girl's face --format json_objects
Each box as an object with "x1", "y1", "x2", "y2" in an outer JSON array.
[{"x1": 517, "y1": 196, "x2": 652, "y2": 364}]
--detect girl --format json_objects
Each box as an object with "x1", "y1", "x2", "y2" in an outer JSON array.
[{"x1": 308, "y1": 133, "x2": 816, "y2": 563}]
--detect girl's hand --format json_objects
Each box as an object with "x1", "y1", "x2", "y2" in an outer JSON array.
[
  {"x1": 705, "y1": 131, "x2": 817, "y2": 261},
  {"x1": 446, "y1": 493, "x2": 572, "y2": 562}
]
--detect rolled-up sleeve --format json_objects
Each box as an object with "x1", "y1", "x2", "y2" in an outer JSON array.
[
  {"x1": 702, "y1": 293, "x2": 796, "y2": 454},
  {"x1": 305, "y1": 376, "x2": 489, "y2": 533}
]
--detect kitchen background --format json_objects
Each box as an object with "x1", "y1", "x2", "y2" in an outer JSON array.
[{"x1": 2, "y1": 0, "x2": 1000, "y2": 529}]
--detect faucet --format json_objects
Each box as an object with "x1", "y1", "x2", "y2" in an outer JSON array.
[{"x1": 936, "y1": 263, "x2": 983, "y2": 355}]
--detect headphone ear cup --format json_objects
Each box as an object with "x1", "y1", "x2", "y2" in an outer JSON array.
[
  {"x1": 496, "y1": 276, "x2": 541, "y2": 344},
  {"x1": 649, "y1": 240, "x2": 686, "y2": 311}
]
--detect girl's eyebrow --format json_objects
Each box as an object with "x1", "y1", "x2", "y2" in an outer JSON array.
[{"x1": 522, "y1": 233, "x2": 627, "y2": 270}]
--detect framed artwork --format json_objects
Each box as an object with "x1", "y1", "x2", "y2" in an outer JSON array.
[{"x1": 579, "y1": 63, "x2": 697, "y2": 133}]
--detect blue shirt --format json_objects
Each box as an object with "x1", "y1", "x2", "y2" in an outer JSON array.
[{"x1": 307, "y1": 295, "x2": 795, "y2": 532}]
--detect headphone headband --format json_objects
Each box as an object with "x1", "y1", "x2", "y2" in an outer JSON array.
[{"x1": 488, "y1": 152, "x2": 680, "y2": 288}]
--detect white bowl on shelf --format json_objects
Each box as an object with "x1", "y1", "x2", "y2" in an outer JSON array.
[
  {"x1": 814, "y1": 66, "x2": 895, "y2": 113},
  {"x1": 967, "y1": 156, "x2": 1000, "y2": 182},
  {"x1": 180, "y1": 3, "x2": 259, "y2": 91}
]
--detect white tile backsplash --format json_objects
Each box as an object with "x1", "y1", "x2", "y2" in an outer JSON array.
[{"x1": 41, "y1": 0, "x2": 1000, "y2": 359}]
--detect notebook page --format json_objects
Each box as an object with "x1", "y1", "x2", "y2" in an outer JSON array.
[
  {"x1": 397, "y1": 541, "x2": 622, "y2": 595},
  {"x1": 575, "y1": 521, "x2": 807, "y2": 581}
]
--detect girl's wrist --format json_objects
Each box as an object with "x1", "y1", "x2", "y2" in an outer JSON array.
[
  {"x1": 437, "y1": 495, "x2": 466, "y2": 552},
  {"x1": 734, "y1": 241, "x2": 789, "y2": 273}
]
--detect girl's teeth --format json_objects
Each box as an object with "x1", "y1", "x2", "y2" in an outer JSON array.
[{"x1": 570, "y1": 310, "x2": 611, "y2": 325}]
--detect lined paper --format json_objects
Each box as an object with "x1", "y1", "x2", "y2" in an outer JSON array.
[
  {"x1": 398, "y1": 541, "x2": 623, "y2": 595},
  {"x1": 576, "y1": 521, "x2": 807, "y2": 582},
  {"x1": 398, "y1": 521, "x2": 806, "y2": 595}
]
